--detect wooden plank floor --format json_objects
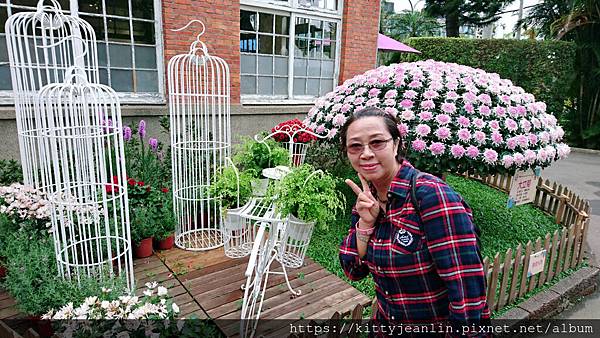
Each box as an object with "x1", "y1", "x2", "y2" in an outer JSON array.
[
  {"x1": 159, "y1": 247, "x2": 372, "y2": 337},
  {"x1": 0, "y1": 247, "x2": 371, "y2": 337}
]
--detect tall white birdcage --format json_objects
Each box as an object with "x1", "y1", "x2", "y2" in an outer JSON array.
[
  {"x1": 36, "y1": 65, "x2": 134, "y2": 290},
  {"x1": 168, "y1": 20, "x2": 231, "y2": 251},
  {"x1": 5, "y1": 0, "x2": 99, "y2": 192}
]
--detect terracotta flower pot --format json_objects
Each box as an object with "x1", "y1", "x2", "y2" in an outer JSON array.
[
  {"x1": 134, "y1": 237, "x2": 154, "y2": 258},
  {"x1": 155, "y1": 234, "x2": 175, "y2": 250}
]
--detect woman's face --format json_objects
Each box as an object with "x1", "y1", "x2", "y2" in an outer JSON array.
[{"x1": 345, "y1": 116, "x2": 399, "y2": 184}]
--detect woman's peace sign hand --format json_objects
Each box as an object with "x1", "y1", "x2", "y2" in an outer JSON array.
[{"x1": 345, "y1": 173, "x2": 379, "y2": 227}]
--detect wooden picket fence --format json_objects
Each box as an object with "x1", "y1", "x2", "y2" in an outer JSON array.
[{"x1": 467, "y1": 173, "x2": 591, "y2": 312}]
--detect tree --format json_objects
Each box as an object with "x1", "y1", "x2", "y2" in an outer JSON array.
[{"x1": 424, "y1": 0, "x2": 512, "y2": 37}]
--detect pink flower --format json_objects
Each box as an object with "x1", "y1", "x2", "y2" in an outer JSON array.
[
  {"x1": 479, "y1": 105, "x2": 491, "y2": 116},
  {"x1": 516, "y1": 134, "x2": 529, "y2": 148},
  {"x1": 516, "y1": 105, "x2": 527, "y2": 116},
  {"x1": 464, "y1": 103, "x2": 475, "y2": 113},
  {"x1": 436, "y1": 114, "x2": 451, "y2": 125},
  {"x1": 539, "y1": 131, "x2": 550, "y2": 144},
  {"x1": 531, "y1": 117, "x2": 541, "y2": 129},
  {"x1": 488, "y1": 120, "x2": 500, "y2": 130},
  {"x1": 419, "y1": 111, "x2": 433, "y2": 121},
  {"x1": 528, "y1": 133, "x2": 538, "y2": 145},
  {"x1": 435, "y1": 127, "x2": 451, "y2": 140},
  {"x1": 557, "y1": 144, "x2": 570, "y2": 158},
  {"x1": 463, "y1": 92, "x2": 477, "y2": 103},
  {"x1": 397, "y1": 123, "x2": 409, "y2": 137},
  {"x1": 495, "y1": 106, "x2": 507, "y2": 117},
  {"x1": 447, "y1": 82, "x2": 459, "y2": 91},
  {"x1": 411, "y1": 139, "x2": 426, "y2": 152},
  {"x1": 384, "y1": 90, "x2": 398, "y2": 99},
  {"x1": 450, "y1": 144, "x2": 466, "y2": 158},
  {"x1": 366, "y1": 97, "x2": 380, "y2": 107},
  {"x1": 332, "y1": 114, "x2": 346, "y2": 127},
  {"x1": 368, "y1": 88, "x2": 381, "y2": 97},
  {"x1": 316, "y1": 124, "x2": 326, "y2": 134},
  {"x1": 403, "y1": 90, "x2": 418, "y2": 99},
  {"x1": 483, "y1": 149, "x2": 498, "y2": 164},
  {"x1": 502, "y1": 155, "x2": 514, "y2": 168},
  {"x1": 415, "y1": 124, "x2": 431, "y2": 137},
  {"x1": 473, "y1": 118, "x2": 485, "y2": 129},
  {"x1": 505, "y1": 118, "x2": 518, "y2": 132},
  {"x1": 441, "y1": 103, "x2": 456, "y2": 114},
  {"x1": 401, "y1": 110, "x2": 415, "y2": 121},
  {"x1": 478, "y1": 94, "x2": 492, "y2": 105},
  {"x1": 384, "y1": 98, "x2": 396, "y2": 106},
  {"x1": 447, "y1": 91, "x2": 459, "y2": 100},
  {"x1": 457, "y1": 129, "x2": 471, "y2": 142},
  {"x1": 524, "y1": 150, "x2": 537, "y2": 164},
  {"x1": 333, "y1": 95, "x2": 344, "y2": 103},
  {"x1": 500, "y1": 95, "x2": 511, "y2": 104},
  {"x1": 491, "y1": 131, "x2": 503, "y2": 145},
  {"x1": 457, "y1": 116, "x2": 470, "y2": 127},
  {"x1": 474, "y1": 131, "x2": 486, "y2": 144},
  {"x1": 340, "y1": 104, "x2": 352, "y2": 113},
  {"x1": 420, "y1": 100, "x2": 435, "y2": 110},
  {"x1": 508, "y1": 106, "x2": 519, "y2": 117},
  {"x1": 400, "y1": 99, "x2": 414, "y2": 109},
  {"x1": 327, "y1": 128, "x2": 338, "y2": 139},
  {"x1": 353, "y1": 97, "x2": 365, "y2": 105},
  {"x1": 355, "y1": 88, "x2": 367, "y2": 96},
  {"x1": 408, "y1": 80, "x2": 422, "y2": 88},
  {"x1": 520, "y1": 119, "x2": 532, "y2": 132},
  {"x1": 506, "y1": 137, "x2": 518, "y2": 150},
  {"x1": 513, "y1": 153, "x2": 525, "y2": 166},
  {"x1": 537, "y1": 149, "x2": 549, "y2": 162},
  {"x1": 466, "y1": 146, "x2": 479, "y2": 159},
  {"x1": 384, "y1": 107, "x2": 398, "y2": 117},
  {"x1": 332, "y1": 103, "x2": 342, "y2": 112},
  {"x1": 423, "y1": 90, "x2": 439, "y2": 99},
  {"x1": 429, "y1": 142, "x2": 446, "y2": 156}
]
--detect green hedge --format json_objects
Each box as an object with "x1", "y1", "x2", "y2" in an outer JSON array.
[{"x1": 394, "y1": 38, "x2": 577, "y2": 117}]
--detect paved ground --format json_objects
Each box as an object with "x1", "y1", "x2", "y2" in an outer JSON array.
[{"x1": 541, "y1": 150, "x2": 600, "y2": 319}]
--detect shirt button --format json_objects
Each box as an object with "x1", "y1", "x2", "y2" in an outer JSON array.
[
  {"x1": 385, "y1": 291, "x2": 389, "y2": 295},
  {"x1": 391, "y1": 316, "x2": 395, "y2": 320},
  {"x1": 387, "y1": 193, "x2": 392, "y2": 198}
]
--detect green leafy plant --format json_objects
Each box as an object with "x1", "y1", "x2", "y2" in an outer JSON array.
[
  {"x1": 154, "y1": 191, "x2": 176, "y2": 241},
  {"x1": 232, "y1": 137, "x2": 290, "y2": 178},
  {"x1": 0, "y1": 160, "x2": 24, "y2": 185},
  {"x1": 209, "y1": 166, "x2": 254, "y2": 211},
  {"x1": 267, "y1": 164, "x2": 345, "y2": 230},
  {"x1": 130, "y1": 206, "x2": 156, "y2": 244}
]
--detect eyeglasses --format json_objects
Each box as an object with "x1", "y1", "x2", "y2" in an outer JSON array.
[{"x1": 346, "y1": 138, "x2": 393, "y2": 155}]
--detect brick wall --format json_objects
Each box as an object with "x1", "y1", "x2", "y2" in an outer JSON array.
[
  {"x1": 339, "y1": 0, "x2": 380, "y2": 83},
  {"x1": 162, "y1": 0, "x2": 241, "y2": 103}
]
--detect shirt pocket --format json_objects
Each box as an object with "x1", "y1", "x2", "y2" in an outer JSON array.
[{"x1": 389, "y1": 216, "x2": 424, "y2": 254}]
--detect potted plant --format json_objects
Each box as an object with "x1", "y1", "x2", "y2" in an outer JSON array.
[
  {"x1": 154, "y1": 190, "x2": 176, "y2": 250},
  {"x1": 233, "y1": 136, "x2": 289, "y2": 195},
  {"x1": 210, "y1": 166, "x2": 254, "y2": 212},
  {"x1": 271, "y1": 119, "x2": 317, "y2": 166},
  {"x1": 131, "y1": 207, "x2": 155, "y2": 258}
]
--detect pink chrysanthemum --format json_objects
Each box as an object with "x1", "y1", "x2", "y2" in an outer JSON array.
[{"x1": 429, "y1": 142, "x2": 446, "y2": 156}]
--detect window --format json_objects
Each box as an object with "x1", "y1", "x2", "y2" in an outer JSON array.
[
  {"x1": 240, "y1": 1, "x2": 342, "y2": 102},
  {"x1": 0, "y1": 0, "x2": 163, "y2": 104}
]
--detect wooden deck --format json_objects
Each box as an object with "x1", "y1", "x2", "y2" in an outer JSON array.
[{"x1": 0, "y1": 247, "x2": 371, "y2": 337}]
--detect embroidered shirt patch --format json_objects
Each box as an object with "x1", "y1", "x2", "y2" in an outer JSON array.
[{"x1": 394, "y1": 228, "x2": 413, "y2": 247}]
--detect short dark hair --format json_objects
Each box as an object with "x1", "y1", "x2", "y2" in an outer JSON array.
[{"x1": 339, "y1": 107, "x2": 404, "y2": 161}]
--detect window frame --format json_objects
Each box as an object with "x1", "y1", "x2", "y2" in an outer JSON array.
[
  {"x1": 0, "y1": 0, "x2": 165, "y2": 105},
  {"x1": 240, "y1": 0, "x2": 343, "y2": 104}
]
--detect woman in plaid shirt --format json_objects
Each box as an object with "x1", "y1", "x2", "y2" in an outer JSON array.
[{"x1": 339, "y1": 107, "x2": 490, "y2": 336}]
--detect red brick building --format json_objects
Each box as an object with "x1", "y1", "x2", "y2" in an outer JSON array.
[{"x1": 0, "y1": 0, "x2": 380, "y2": 159}]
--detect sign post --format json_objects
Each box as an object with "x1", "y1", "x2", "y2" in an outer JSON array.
[{"x1": 507, "y1": 168, "x2": 541, "y2": 208}]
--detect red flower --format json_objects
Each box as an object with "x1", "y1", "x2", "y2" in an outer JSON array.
[
  {"x1": 137, "y1": 181, "x2": 145, "y2": 186},
  {"x1": 271, "y1": 119, "x2": 316, "y2": 143},
  {"x1": 105, "y1": 184, "x2": 119, "y2": 194},
  {"x1": 146, "y1": 186, "x2": 151, "y2": 193},
  {"x1": 127, "y1": 178, "x2": 136, "y2": 186},
  {"x1": 161, "y1": 187, "x2": 169, "y2": 193},
  {"x1": 112, "y1": 175, "x2": 119, "y2": 183}
]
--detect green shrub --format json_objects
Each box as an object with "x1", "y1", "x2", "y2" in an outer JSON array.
[
  {"x1": 232, "y1": 137, "x2": 290, "y2": 178},
  {"x1": 209, "y1": 166, "x2": 254, "y2": 212},
  {"x1": 396, "y1": 37, "x2": 577, "y2": 118},
  {"x1": 0, "y1": 160, "x2": 23, "y2": 185}
]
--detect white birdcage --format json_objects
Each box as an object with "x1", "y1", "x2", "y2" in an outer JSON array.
[
  {"x1": 5, "y1": 0, "x2": 99, "y2": 192},
  {"x1": 36, "y1": 66, "x2": 134, "y2": 290},
  {"x1": 255, "y1": 125, "x2": 326, "y2": 167},
  {"x1": 168, "y1": 20, "x2": 231, "y2": 251}
]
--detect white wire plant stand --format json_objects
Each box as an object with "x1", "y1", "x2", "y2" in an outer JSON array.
[
  {"x1": 168, "y1": 20, "x2": 231, "y2": 251},
  {"x1": 5, "y1": 0, "x2": 99, "y2": 192}
]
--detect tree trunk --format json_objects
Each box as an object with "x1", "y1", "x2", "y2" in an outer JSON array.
[{"x1": 445, "y1": 10, "x2": 460, "y2": 37}]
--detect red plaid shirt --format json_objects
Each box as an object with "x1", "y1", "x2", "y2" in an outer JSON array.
[{"x1": 340, "y1": 162, "x2": 490, "y2": 333}]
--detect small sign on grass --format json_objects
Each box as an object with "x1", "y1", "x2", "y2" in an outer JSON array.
[
  {"x1": 528, "y1": 249, "x2": 547, "y2": 277},
  {"x1": 507, "y1": 168, "x2": 541, "y2": 208}
]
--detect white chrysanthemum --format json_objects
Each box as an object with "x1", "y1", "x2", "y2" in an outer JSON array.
[{"x1": 157, "y1": 286, "x2": 168, "y2": 297}]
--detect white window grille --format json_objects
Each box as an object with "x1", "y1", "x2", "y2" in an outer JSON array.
[
  {"x1": 0, "y1": 0, "x2": 164, "y2": 104},
  {"x1": 240, "y1": 0, "x2": 342, "y2": 103}
]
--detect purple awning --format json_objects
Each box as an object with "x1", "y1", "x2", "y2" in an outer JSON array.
[{"x1": 377, "y1": 33, "x2": 421, "y2": 53}]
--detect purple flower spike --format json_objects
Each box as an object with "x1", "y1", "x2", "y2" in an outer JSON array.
[
  {"x1": 149, "y1": 138, "x2": 158, "y2": 152},
  {"x1": 123, "y1": 126, "x2": 132, "y2": 141},
  {"x1": 138, "y1": 120, "x2": 146, "y2": 139}
]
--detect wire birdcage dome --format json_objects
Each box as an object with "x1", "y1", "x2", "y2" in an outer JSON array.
[
  {"x1": 36, "y1": 66, "x2": 134, "y2": 290},
  {"x1": 168, "y1": 20, "x2": 231, "y2": 251},
  {"x1": 5, "y1": 0, "x2": 99, "y2": 192}
]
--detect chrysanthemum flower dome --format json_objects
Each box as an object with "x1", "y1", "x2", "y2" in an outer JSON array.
[{"x1": 303, "y1": 60, "x2": 570, "y2": 175}]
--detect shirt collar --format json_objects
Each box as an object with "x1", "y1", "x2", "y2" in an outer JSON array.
[{"x1": 387, "y1": 160, "x2": 416, "y2": 201}]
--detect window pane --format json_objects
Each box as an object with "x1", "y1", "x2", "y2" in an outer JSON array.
[
  {"x1": 106, "y1": 0, "x2": 129, "y2": 16},
  {"x1": 275, "y1": 16, "x2": 289, "y2": 35},
  {"x1": 294, "y1": 39, "x2": 308, "y2": 57},
  {"x1": 240, "y1": 11, "x2": 257, "y2": 31},
  {"x1": 308, "y1": 59, "x2": 320, "y2": 77},
  {"x1": 97, "y1": 43, "x2": 108, "y2": 67},
  {"x1": 135, "y1": 46, "x2": 156, "y2": 68},
  {"x1": 295, "y1": 18, "x2": 309, "y2": 38},
  {"x1": 320, "y1": 79, "x2": 333, "y2": 95},
  {"x1": 107, "y1": 18, "x2": 131, "y2": 42},
  {"x1": 109, "y1": 44, "x2": 132, "y2": 68},
  {"x1": 257, "y1": 76, "x2": 273, "y2": 95},
  {"x1": 132, "y1": 0, "x2": 154, "y2": 20},
  {"x1": 294, "y1": 58, "x2": 307, "y2": 76},
  {"x1": 258, "y1": 35, "x2": 273, "y2": 54},
  {"x1": 133, "y1": 20, "x2": 155, "y2": 44},
  {"x1": 293, "y1": 78, "x2": 306, "y2": 95},
  {"x1": 0, "y1": 6, "x2": 6, "y2": 34},
  {"x1": 13, "y1": 0, "x2": 68, "y2": 7},
  {"x1": 310, "y1": 20, "x2": 323, "y2": 39},
  {"x1": 110, "y1": 69, "x2": 133, "y2": 92},
  {"x1": 136, "y1": 70, "x2": 158, "y2": 92},
  {"x1": 81, "y1": 15, "x2": 105, "y2": 39},
  {"x1": 79, "y1": 0, "x2": 103, "y2": 14},
  {"x1": 322, "y1": 60, "x2": 334, "y2": 77},
  {"x1": 326, "y1": 0, "x2": 338, "y2": 10},
  {"x1": 309, "y1": 40, "x2": 321, "y2": 58},
  {"x1": 323, "y1": 42, "x2": 335, "y2": 59},
  {"x1": 241, "y1": 75, "x2": 256, "y2": 94},
  {"x1": 323, "y1": 22, "x2": 337, "y2": 40},
  {"x1": 274, "y1": 78, "x2": 287, "y2": 95},
  {"x1": 258, "y1": 13, "x2": 273, "y2": 33},
  {"x1": 257, "y1": 56, "x2": 273, "y2": 75},
  {"x1": 0, "y1": 36, "x2": 8, "y2": 63},
  {"x1": 99, "y1": 68, "x2": 109, "y2": 85},
  {"x1": 274, "y1": 57, "x2": 287, "y2": 76},
  {"x1": 0, "y1": 65, "x2": 11, "y2": 90},
  {"x1": 241, "y1": 55, "x2": 256, "y2": 74},
  {"x1": 307, "y1": 78, "x2": 319, "y2": 95},
  {"x1": 240, "y1": 33, "x2": 257, "y2": 53},
  {"x1": 274, "y1": 37, "x2": 288, "y2": 56}
]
